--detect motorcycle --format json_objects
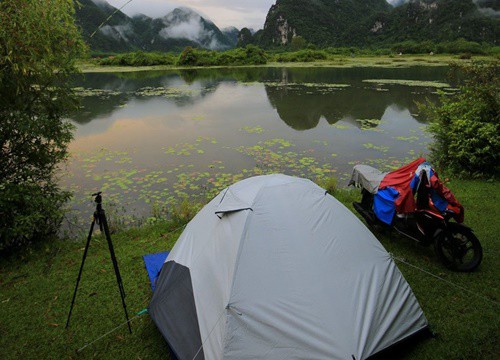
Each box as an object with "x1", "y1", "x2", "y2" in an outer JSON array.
[{"x1": 349, "y1": 159, "x2": 483, "y2": 272}]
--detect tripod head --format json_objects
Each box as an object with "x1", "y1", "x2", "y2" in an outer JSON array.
[
  {"x1": 92, "y1": 191, "x2": 103, "y2": 218},
  {"x1": 92, "y1": 191, "x2": 103, "y2": 205}
]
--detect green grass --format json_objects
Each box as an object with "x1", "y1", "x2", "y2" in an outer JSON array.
[
  {"x1": 79, "y1": 54, "x2": 498, "y2": 73},
  {"x1": 0, "y1": 180, "x2": 498, "y2": 359}
]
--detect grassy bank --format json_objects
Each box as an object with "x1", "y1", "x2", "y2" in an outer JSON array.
[
  {"x1": 0, "y1": 179, "x2": 498, "y2": 359},
  {"x1": 79, "y1": 54, "x2": 498, "y2": 73}
]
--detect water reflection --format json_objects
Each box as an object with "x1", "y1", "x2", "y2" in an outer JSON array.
[
  {"x1": 64, "y1": 66, "x2": 447, "y2": 223},
  {"x1": 72, "y1": 66, "x2": 444, "y2": 131},
  {"x1": 264, "y1": 83, "x2": 429, "y2": 130}
]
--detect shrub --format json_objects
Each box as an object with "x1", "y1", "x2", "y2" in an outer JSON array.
[
  {"x1": 169, "y1": 198, "x2": 203, "y2": 225},
  {"x1": 176, "y1": 46, "x2": 267, "y2": 67},
  {"x1": 392, "y1": 41, "x2": 436, "y2": 54},
  {"x1": 98, "y1": 51, "x2": 177, "y2": 66},
  {"x1": 419, "y1": 62, "x2": 499, "y2": 177},
  {"x1": 243, "y1": 45, "x2": 267, "y2": 65},
  {"x1": 291, "y1": 36, "x2": 307, "y2": 51},
  {"x1": 178, "y1": 46, "x2": 200, "y2": 66},
  {"x1": 315, "y1": 176, "x2": 337, "y2": 195},
  {"x1": 436, "y1": 39, "x2": 485, "y2": 55},
  {"x1": 459, "y1": 52, "x2": 472, "y2": 60},
  {"x1": 0, "y1": 0, "x2": 85, "y2": 251},
  {"x1": 274, "y1": 49, "x2": 328, "y2": 62}
]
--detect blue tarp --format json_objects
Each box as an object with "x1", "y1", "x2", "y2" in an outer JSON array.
[
  {"x1": 374, "y1": 186, "x2": 400, "y2": 225},
  {"x1": 143, "y1": 251, "x2": 170, "y2": 291}
]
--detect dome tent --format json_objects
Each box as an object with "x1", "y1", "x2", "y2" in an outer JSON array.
[{"x1": 149, "y1": 174, "x2": 428, "y2": 360}]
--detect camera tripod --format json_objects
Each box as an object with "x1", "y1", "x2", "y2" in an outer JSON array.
[{"x1": 66, "y1": 192, "x2": 132, "y2": 333}]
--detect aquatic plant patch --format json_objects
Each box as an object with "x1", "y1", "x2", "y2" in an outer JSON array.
[
  {"x1": 73, "y1": 87, "x2": 121, "y2": 98},
  {"x1": 362, "y1": 79, "x2": 450, "y2": 88},
  {"x1": 134, "y1": 86, "x2": 200, "y2": 98},
  {"x1": 356, "y1": 119, "x2": 382, "y2": 130}
]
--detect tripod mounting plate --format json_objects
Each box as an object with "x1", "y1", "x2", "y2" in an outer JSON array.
[{"x1": 92, "y1": 191, "x2": 103, "y2": 205}]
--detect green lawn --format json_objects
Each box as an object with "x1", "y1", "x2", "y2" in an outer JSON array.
[{"x1": 0, "y1": 179, "x2": 498, "y2": 359}]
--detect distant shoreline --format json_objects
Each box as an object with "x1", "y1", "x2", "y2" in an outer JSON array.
[{"x1": 79, "y1": 54, "x2": 496, "y2": 73}]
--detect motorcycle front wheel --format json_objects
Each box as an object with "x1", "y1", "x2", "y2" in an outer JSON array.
[{"x1": 434, "y1": 223, "x2": 483, "y2": 272}]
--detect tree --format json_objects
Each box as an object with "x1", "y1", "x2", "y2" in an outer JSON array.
[
  {"x1": 290, "y1": 36, "x2": 307, "y2": 51},
  {"x1": 419, "y1": 61, "x2": 499, "y2": 178},
  {"x1": 237, "y1": 28, "x2": 254, "y2": 48},
  {"x1": 177, "y1": 46, "x2": 199, "y2": 66},
  {"x1": 0, "y1": 0, "x2": 86, "y2": 251}
]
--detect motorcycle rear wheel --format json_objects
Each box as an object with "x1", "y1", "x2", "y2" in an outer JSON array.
[{"x1": 434, "y1": 223, "x2": 483, "y2": 272}]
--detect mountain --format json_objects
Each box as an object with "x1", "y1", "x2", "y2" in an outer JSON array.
[
  {"x1": 259, "y1": 0, "x2": 499, "y2": 47},
  {"x1": 222, "y1": 27, "x2": 240, "y2": 47},
  {"x1": 237, "y1": 28, "x2": 255, "y2": 47},
  {"x1": 75, "y1": 0, "x2": 140, "y2": 52},
  {"x1": 154, "y1": 7, "x2": 232, "y2": 50},
  {"x1": 75, "y1": 1, "x2": 234, "y2": 52},
  {"x1": 260, "y1": 0, "x2": 391, "y2": 47},
  {"x1": 365, "y1": 0, "x2": 499, "y2": 45}
]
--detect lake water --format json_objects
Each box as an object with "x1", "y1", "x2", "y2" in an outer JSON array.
[{"x1": 63, "y1": 66, "x2": 450, "y2": 228}]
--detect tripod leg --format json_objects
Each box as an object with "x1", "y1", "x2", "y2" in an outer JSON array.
[
  {"x1": 66, "y1": 218, "x2": 96, "y2": 329},
  {"x1": 99, "y1": 210, "x2": 132, "y2": 334}
]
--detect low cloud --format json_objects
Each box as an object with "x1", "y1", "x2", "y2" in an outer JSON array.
[
  {"x1": 100, "y1": 24, "x2": 133, "y2": 42},
  {"x1": 159, "y1": 9, "x2": 225, "y2": 49},
  {"x1": 474, "y1": 0, "x2": 500, "y2": 17},
  {"x1": 105, "y1": 0, "x2": 273, "y2": 29},
  {"x1": 390, "y1": 0, "x2": 500, "y2": 17},
  {"x1": 388, "y1": 0, "x2": 407, "y2": 6},
  {"x1": 160, "y1": 17, "x2": 202, "y2": 41}
]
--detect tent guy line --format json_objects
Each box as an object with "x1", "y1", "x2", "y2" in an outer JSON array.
[
  {"x1": 76, "y1": 250, "x2": 498, "y2": 354},
  {"x1": 391, "y1": 254, "x2": 499, "y2": 306},
  {"x1": 191, "y1": 306, "x2": 228, "y2": 360},
  {"x1": 90, "y1": 0, "x2": 135, "y2": 38},
  {"x1": 77, "y1": 309, "x2": 146, "y2": 353}
]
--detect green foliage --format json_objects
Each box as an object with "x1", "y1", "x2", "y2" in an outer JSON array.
[
  {"x1": 290, "y1": 36, "x2": 307, "y2": 51},
  {"x1": 168, "y1": 198, "x2": 203, "y2": 225},
  {"x1": 178, "y1": 46, "x2": 199, "y2": 66},
  {"x1": 459, "y1": 53, "x2": 472, "y2": 60},
  {"x1": 392, "y1": 41, "x2": 436, "y2": 54},
  {"x1": 0, "y1": 0, "x2": 85, "y2": 251},
  {"x1": 420, "y1": 62, "x2": 499, "y2": 178},
  {"x1": 177, "y1": 45, "x2": 267, "y2": 67},
  {"x1": 436, "y1": 39, "x2": 485, "y2": 55},
  {"x1": 237, "y1": 28, "x2": 254, "y2": 48},
  {"x1": 98, "y1": 51, "x2": 177, "y2": 66},
  {"x1": 272, "y1": 49, "x2": 328, "y2": 62},
  {"x1": 260, "y1": 0, "x2": 390, "y2": 48},
  {"x1": 315, "y1": 176, "x2": 337, "y2": 195},
  {"x1": 259, "y1": 0, "x2": 498, "y2": 49}
]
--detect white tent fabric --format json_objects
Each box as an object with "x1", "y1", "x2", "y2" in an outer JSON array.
[{"x1": 151, "y1": 174, "x2": 427, "y2": 360}]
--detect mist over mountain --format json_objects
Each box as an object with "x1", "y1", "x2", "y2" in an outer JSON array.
[
  {"x1": 389, "y1": 0, "x2": 500, "y2": 16},
  {"x1": 76, "y1": 0, "x2": 236, "y2": 52},
  {"x1": 76, "y1": 0, "x2": 499, "y2": 52},
  {"x1": 222, "y1": 27, "x2": 241, "y2": 47}
]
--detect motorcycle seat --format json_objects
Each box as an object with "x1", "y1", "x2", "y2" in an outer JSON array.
[{"x1": 349, "y1": 164, "x2": 388, "y2": 194}]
